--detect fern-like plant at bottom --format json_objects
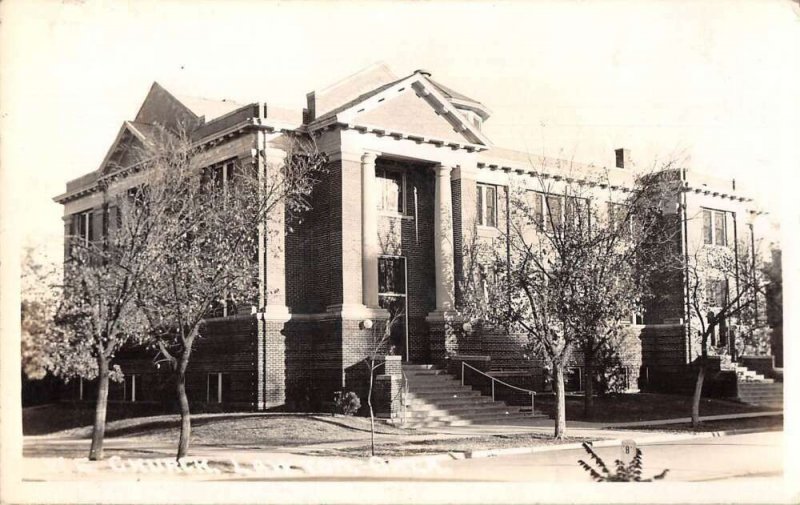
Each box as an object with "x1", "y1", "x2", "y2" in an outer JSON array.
[{"x1": 578, "y1": 442, "x2": 669, "y2": 482}]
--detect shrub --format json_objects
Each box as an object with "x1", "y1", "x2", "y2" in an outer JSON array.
[{"x1": 333, "y1": 391, "x2": 361, "y2": 416}]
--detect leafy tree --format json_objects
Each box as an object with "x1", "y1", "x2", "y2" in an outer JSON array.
[
  {"x1": 134, "y1": 127, "x2": 326, "y2": 459},
  {"x1": 685, "y1": 239, "x2": 768, "y2": 429},
  {"x1": 21, "y1": 247, "x2": 60, "y2": 380},
  {"x1": 763, "y1": 246, "x2": 783, "y2": 365},
  {"x1": 459, "y1": 164, "x2": 677, "y2": 436},
  {"x1": 52, "y1": 180, "x2": 167, "y2": 460}
]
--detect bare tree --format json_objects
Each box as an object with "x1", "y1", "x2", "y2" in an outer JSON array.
[
  {"x1": 134, "y1": 126, "x2": 326, "y2": 459},
  {"x1": 459, "y1": 162, "x2": 677, "y2": 436},
  {"x1": 365, "y1": 310, "x2": 404, "y2": 456}
]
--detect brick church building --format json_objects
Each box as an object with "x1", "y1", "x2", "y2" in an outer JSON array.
[{"x1": 54, "y1": 64, "x2": 780, "y2": 418}]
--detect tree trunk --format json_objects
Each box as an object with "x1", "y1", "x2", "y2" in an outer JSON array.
[
  {"x1": 89, "y1": 356, "x2": 110, "y2": 461},
  {"x1": 691, "y1": 362, "x2": 706, "y2": 430},
  {"x1": 553, "y1": 362, "x2": 567, "y2": 439},
  {"x1": 583, "y1": 350, "x2": 594, "y2": 419},
  {"x1": 368, "y1": 360, "x2": 375, "y2": 457},
  {"x1": 175, "y1": 345, "x2": 192, "y2": 461}
]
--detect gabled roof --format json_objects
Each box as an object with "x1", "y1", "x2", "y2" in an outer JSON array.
[
  {"x1": 309, "y1": 62, "x2": 400, "y2": 120},
  {"x1": 429, "y1": 78, "x2": 491, "y2": 120},
  {"x1": 313, "y1": 75, "x2": 407, "y2": 124},
  {"x1": 172, "y1": 94, "x2": 247, "y2": 122}
]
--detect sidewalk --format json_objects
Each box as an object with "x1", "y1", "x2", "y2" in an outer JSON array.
[{"x1": 20, "y1": 411, "x2": 783, "y2": 481}]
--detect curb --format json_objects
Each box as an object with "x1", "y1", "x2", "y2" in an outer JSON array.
[{"x1": 391, "y1": 425, "x2": 783, "y2": 463}]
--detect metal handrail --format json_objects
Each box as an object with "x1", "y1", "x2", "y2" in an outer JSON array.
[
  {"x1": 462, "y1": 361, "x2": 536, "y2": 416},
  {"x1": 401, "y1": 369, "x2": 408, "y2": 425}
]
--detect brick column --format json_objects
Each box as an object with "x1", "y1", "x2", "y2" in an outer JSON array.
[{"x1": 361, "y1": 152, "x2": 379, "y2": 308}]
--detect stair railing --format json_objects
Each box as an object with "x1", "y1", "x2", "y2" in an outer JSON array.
[
  {"x1": 401, "y1": 368, "x2": 408, "y2": 425},
  {"x1": 461, "y1": 361, "x2": 537, "y2": 417}
]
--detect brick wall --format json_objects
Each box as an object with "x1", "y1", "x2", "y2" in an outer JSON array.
[
  {"x1": 79, "y1": 316, "x2": 261, "y2": 409},
  {"x1": 373, "y1": 375, "x2": 403, "y2": 418}
]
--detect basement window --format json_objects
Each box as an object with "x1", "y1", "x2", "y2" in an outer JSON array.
[{"x1": 207, "y1": 373, "x2": 229, "y2": 403}]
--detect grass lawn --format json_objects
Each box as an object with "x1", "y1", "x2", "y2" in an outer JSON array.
[
  {"x1": 23, "y1": 402, "x2": 170, "y2": 436},
  {"x1": 302, "y1": 433, "x2": 592, "y2": 458},
  {"x1": 532, "y1": 392, "x2": 775, "y2": 423},
  {"x1": 25, "y1": 404, "x2": 411, "y2": 445}
]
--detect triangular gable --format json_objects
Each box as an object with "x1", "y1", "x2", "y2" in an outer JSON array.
[
  {"x1": 352, "y1": 89, "x2": 472, "y2": 145},
  {"x1": 333, "y1": 73, "x2": 491, "y2": 147},
  {"x1": 97, "y1": 122, "x2": 149, "y2": 175},
  {"x1": 134, "y1": 82, "x2": 202, "y2": 132}
]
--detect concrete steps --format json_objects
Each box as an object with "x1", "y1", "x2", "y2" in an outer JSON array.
[
  {"x1": 390, "y1": 364, "x2": 546, "y2": 429},
  {"x1": 737, "y1": 382, "x2": 783, "y2": 408},
  {"x1": 718, "y1": 357, "x2": 783, "y2": 407}
]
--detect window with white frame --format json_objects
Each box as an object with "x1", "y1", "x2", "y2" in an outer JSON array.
[
  {"x1": 702, "y1": 208, "x2": 730, "y2": 246},
  {"x1": 565, "y1": 196, "x2": 590, "y2": 229},
  {"x1": 124, "y1": 374, "x2": 139, "y2": 402},
  {"x1": 73, "y1": 210, "x2": 94, "y2": 245},
  {"x1": 207, "y1": 372, "x2": 228, "y2": 403},
  {"x1": 477, "y1": 184, "x2": 498, "y2": 227},
  {"x1": 376, "y1": 168, "x2": 404, "y2": 214},
  {"x1": 204, "y1": 160, "x2": 238, "y2": 197},
  {"x1": 530, "y1": 191, "x2": 565, "y2": 231},
  {"x1": 608, "y1": 202, "x2": 633, "y2": 236}
]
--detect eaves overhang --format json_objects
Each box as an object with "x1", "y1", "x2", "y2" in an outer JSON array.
[
  {"x1": 476, "y1": 159, "x2": 636, "y2": 191},
  {"x1": 310, "y1": 118, "x2": 488, "y2": 153},
  {"x1": 53, "y1": 118, "x2": 302, "y2": 206}
]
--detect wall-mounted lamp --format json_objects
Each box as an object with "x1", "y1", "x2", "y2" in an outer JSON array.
[
  {"x1": 462, "y1": 322, "x2": 473, "y2": 333},
  {"x1": 361, "y1": 319, "x2": 373, "y2": 330}
]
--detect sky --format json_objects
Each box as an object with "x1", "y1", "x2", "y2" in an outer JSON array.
[{"x1": 2, "y1": 0, "x2": 799, "y2": 263}]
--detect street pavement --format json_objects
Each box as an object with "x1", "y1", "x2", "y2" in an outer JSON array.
[{"x1": 434, "y1": 431, "x2": 784, "y2": 482}]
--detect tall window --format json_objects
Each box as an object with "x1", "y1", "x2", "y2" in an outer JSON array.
[
  {"x1": 546, "y1": 195, "x2": 563, "y2": 231},
  {"x1": 377, "y1": 168, "x2": 404, "y2": 214},
  {"x1": 74, "y1": 210, "x2": 94, "y2": 245},
  {"x1": 207, "y1": 373, "x2": 229, "y2": 403},
  {"x1": 477, "y1": 184, "x2": 498, "y2": 227},
  {"x1": 608, "y1": 202, "x2": 632, "y2": 236},
  {"x1": 204, "y1": 160, "x2": 237, "y2": 197},
  {"x1": 124, "y1": 374, "x2": 139, "y2": 402},
  {"x1": 565, "y1": 196, "x2": 590, "y2": 229},
  {"x1": 706, "y1": 278, "x2": 728, "y2": 307},
  {"x1": 378, "y1": 256, "x2": 407, "y2": 356},
  {"x1": 702, "y1": 208, "x2": 730, "y2": 246},
  {"x1": 530, "y1": 191, "x2": 564, "y2": 231}
]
